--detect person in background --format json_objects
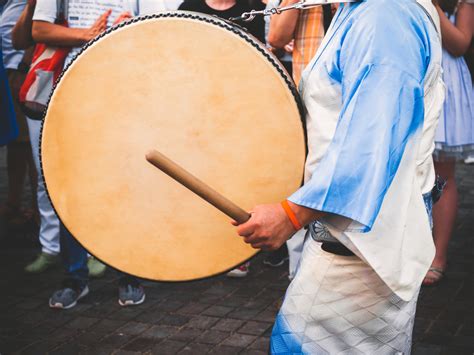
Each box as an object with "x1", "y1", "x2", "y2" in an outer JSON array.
[
  {"x1": 0, "y1": 0, "x2": 38, "y2": 232},
  {"x1": 8, "y1": 0, "x2": 62, "y2": 275},
  {"x1": 463, "y1": 32, "x2": 474, "y2": 164},
  {"x1": 268, "y1": 0, "x2": 336, "y2": 86},
  {"x1": 22, "y1": 0, "x2": 177, "y2": 309},
  {"x1": 179, "y1": 0, "x2": 266, "y2": 43},
  {"x1": 424, "y1": 0, "x2": 474, "y2": 285}
]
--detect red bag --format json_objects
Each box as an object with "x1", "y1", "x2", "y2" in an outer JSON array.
[{"x1": 19, "y1": 0, "x2": 70, "y2": 120}]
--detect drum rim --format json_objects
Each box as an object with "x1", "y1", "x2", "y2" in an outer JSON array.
[{"x1": 39, "y1": 11, "x2": 307, "y2": 282}]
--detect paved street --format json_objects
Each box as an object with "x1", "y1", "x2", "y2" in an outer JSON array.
[{"x1": 0, "y1": 149, "x2": 473, "y2": 355}]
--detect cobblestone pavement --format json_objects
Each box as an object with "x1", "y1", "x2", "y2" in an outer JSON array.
[{"x1": 0, "y1": 149, "x2": 473, "y2": 355}]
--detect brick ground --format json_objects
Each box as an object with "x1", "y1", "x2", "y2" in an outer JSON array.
[{"x1": 0, "y1": 149, "x2": 472, "y2": 354}]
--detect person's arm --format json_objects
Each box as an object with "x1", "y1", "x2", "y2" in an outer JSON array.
[
  {"x1": 267, "y1": 0, "x2": 300, "y2": 48},
  {"x1": 436, "y1": 2, "x2": 473, "y2": 57},
  {"x1": 11, "y1": 0, "x2": 36, "y2": 50},
  {"x1": 32, "y1": 9, "x2": 111, "y2": 47}
]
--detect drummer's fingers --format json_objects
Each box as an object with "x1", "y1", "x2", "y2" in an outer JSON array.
[
  {"x1": 243, "y1": 233, "x2": 266, "y2": 245},
  {"x1": 244, "y1": 233, "x2": 280, "y2": 251},
  {"x1": 251, "y1": 240, "x2": 278, "y2": 251},
  {"x1": 230, "y1": 220, "x2": 238, "y2": 226},
  {"x1": 236, "y1": 221, "x2": 256, "y2": 237},
  {"x1": 249, "y1": 242, "x2": 263, "y2": 249},
  {"x1": 247, "y1": 238, "x2": 274, "y2": 250}
]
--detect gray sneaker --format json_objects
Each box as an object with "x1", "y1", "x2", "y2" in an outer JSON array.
[
  {"x1": 118, "y1": 277, "x2": 145, "y2": 306},
  {"x1": 49, "y1": 280, "x2": 89, "y2": 310}
]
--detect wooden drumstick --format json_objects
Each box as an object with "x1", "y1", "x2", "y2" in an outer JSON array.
[{"x1": 146, "y1": 150, "x2": 251, "y2": 224}]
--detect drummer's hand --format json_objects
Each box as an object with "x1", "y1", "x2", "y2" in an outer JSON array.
[
  {"x1": 233, "y1": 204, "x2": 295, "y2": 251},
  {"x1": 113, "y1": 11, "x2": 132, "y2": 25}
]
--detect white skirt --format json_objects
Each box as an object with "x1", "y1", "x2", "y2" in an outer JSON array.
[{"x1": 270, "y1": 239, "x2": 419, "y2": 354}]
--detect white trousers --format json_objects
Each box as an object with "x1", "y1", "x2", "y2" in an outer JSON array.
[
  {"x1": 26, "y1": 117, "x2": 60, "y2": 255},
  {"x1": 273, "y1": 239, "x2": 419, "y2": 354},
  {"x1": 287, "y1": 229, "x2": 306, "y2": 279}
]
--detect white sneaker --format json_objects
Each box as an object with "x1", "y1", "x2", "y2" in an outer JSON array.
[
  {"x1": 464, "y1": 155, "x2": 474, "y2": 164},
  {"x1": 226, "y1": 262, "x2": 250, "y2": 278}
]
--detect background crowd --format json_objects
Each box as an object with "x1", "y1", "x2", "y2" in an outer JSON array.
[{"x1": 0, "y1": 0, "x2": 473, "y2": 311}]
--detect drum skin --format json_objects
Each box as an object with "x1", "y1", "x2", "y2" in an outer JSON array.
[{"x1": 41, "y1": 12, "x2": 306, "y2": 281}]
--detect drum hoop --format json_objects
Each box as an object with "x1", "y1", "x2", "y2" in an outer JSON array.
[{"x1": 38, "y1": 11, "x2": 307, "y2": 281}]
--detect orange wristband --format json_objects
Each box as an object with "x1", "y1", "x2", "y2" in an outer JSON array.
[{"x1": 280, "y1": 200, "x2": 302, "y2": 231}]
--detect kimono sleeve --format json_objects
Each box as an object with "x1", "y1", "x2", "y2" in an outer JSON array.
[{"x1": 289, "y1": 9, "x2": 430, "y2": 232}]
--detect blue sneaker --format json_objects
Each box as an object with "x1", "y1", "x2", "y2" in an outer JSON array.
[
  {"x1": 118, "y1": 276, "x2": 145, "y2": 306},
  {"x1": 49, "y1": 279, "x2": 89, "y2": 310}
]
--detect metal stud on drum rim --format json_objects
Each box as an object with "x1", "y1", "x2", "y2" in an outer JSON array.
[{"x1": 40, "y1": 12, "x2": 306, "y2": 281}]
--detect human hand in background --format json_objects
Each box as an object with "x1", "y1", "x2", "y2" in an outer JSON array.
[
  {"x1": 82, "y1": 9, "x2": 112, "y2": 42},
  {"x1": 284, "y1": 40, "x2": 294, "y2": 54},
  {"x1": 113, "y1": 12, "x2": 132, "y2": 26}
]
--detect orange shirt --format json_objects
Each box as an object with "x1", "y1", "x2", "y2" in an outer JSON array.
[{"x1": 292, "y1": 6, "x2": 325, "y2": 86}]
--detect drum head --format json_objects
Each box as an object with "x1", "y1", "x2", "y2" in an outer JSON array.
[{"x1": 41, "y1": 13, "x2": 306, "y2": 281}]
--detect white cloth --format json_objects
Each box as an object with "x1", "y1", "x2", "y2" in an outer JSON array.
[
  {"x1": 287, "y1": 229, "x2": 306, "y2": 279},
  {"x1": 291, "y1": 0, "x2": 444, "y2": 301},
  {"x1": 33, "y1": 0, "x2": 180, "y2": 66},
  {"x1": 0, "y1": 0, "x2": 27, "y2": 69},
  {"x1": 272, "y1": 240, "x2": 419, "y2": 354},
  {"x1": 26, "y1": 117, "x2": 60, "y2": 256}
]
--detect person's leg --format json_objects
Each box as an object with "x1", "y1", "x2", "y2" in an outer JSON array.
[
  {"x1": 60, "y1": 224, "x2": 89, "y2": 283},
  {"x1": 49, "y1": 225, "x2": 89, "y2": 309},
  {"x1": 424, "y1": 160, "x2": 457, "y2": 285},
  {"x1": 3, "y1": 141, "x2": 28, "y2": 215},
  {"x1": 26, "y1": 146, "x2": 38, "y2": 224},
  {"x1": 24, "y1": 117, "x2": 60, "y2": 272},
  {"x1": 271, "y1": 239, "x2": 418, "y2": 354},
  {"x1": 1, "y1": 70, "x2": 36, "y2": 225}
]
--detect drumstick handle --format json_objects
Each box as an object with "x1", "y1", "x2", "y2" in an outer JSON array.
[{"x1": 146, "y1": 150, "x2": 251, "y2": 224}]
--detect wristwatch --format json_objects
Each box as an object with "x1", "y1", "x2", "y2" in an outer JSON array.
[{"x1": 17, "y1": 61, "x2": 30, "y2": 74}]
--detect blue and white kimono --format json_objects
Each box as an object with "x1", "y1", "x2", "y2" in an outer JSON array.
[{"x1": 271, "y1": 0, "x2": 445, "y2": 354}]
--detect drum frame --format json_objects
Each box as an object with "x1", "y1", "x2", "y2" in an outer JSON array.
[{"x1": 38, "y1": 11, "x2": 307, "y2": 282}]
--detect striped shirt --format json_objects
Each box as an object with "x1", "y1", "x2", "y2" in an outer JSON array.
[{"x1": 292, "y1": 6, "x2": 325, "y2": 86}]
